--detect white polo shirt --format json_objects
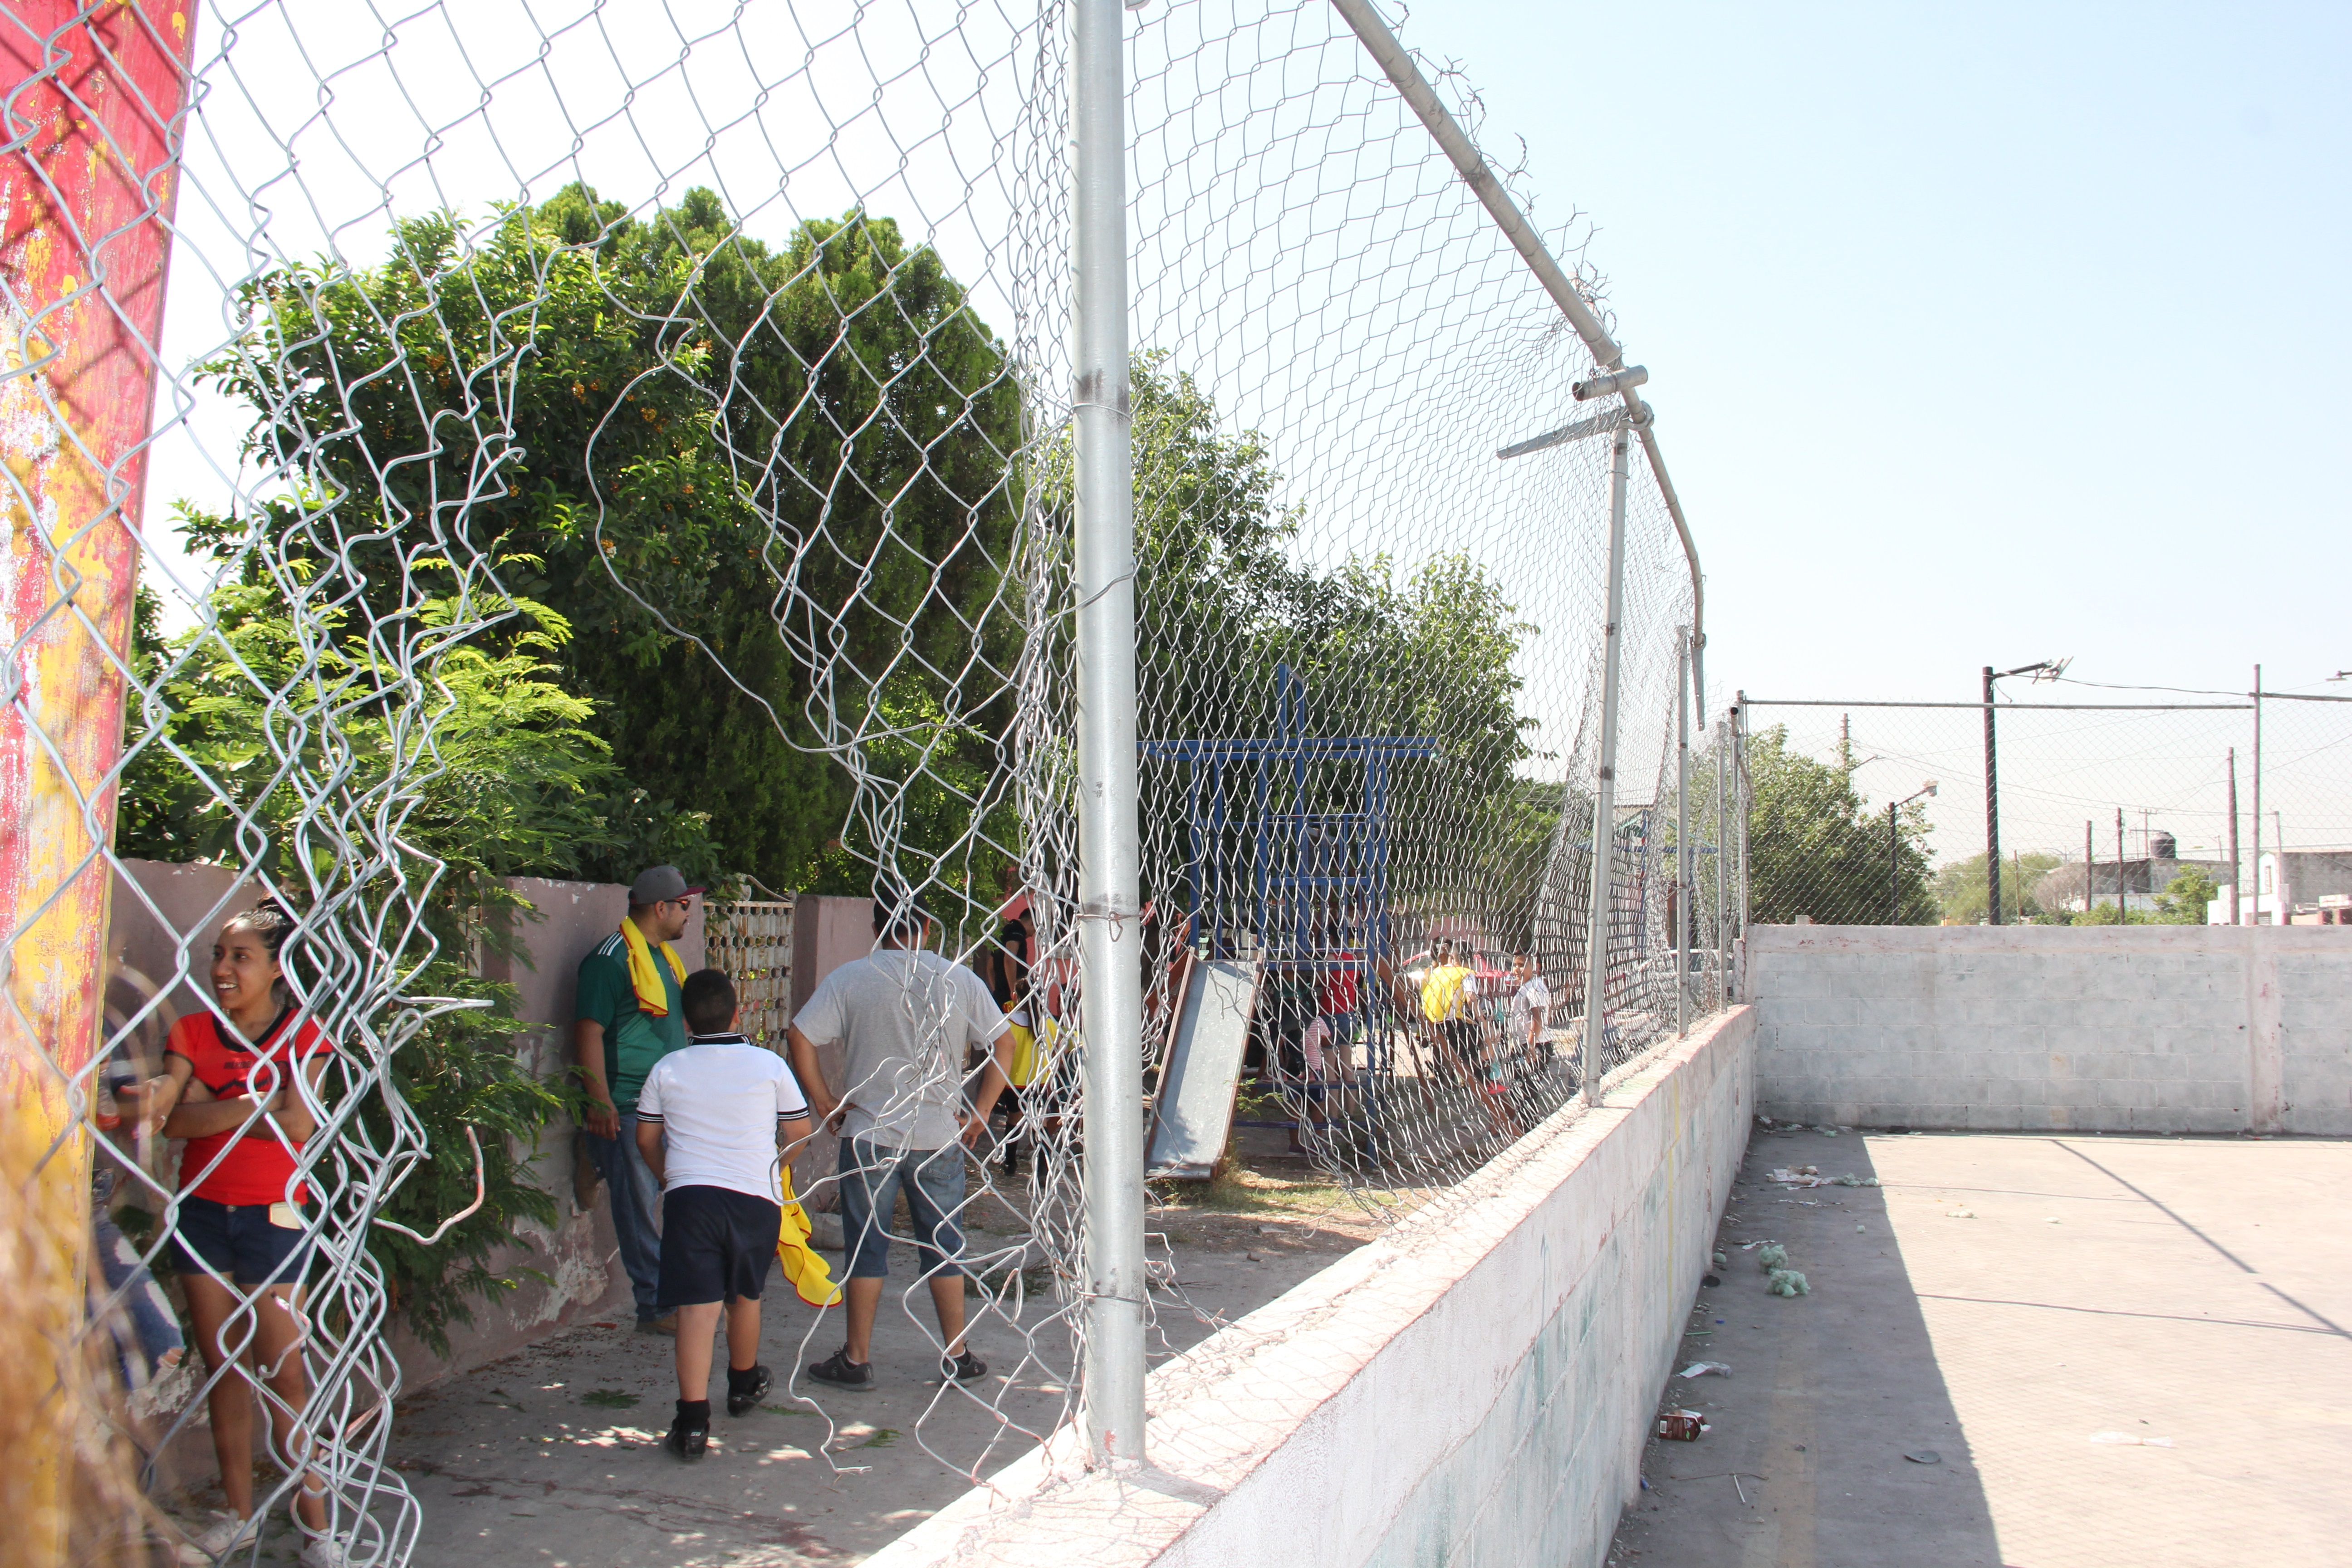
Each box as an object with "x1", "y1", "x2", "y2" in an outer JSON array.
[{"x1": 636, "y1": 1034, "x2": 811, "y2": 1202}]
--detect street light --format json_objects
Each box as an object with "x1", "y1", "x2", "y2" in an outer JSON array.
[
  {"x1": 1890, "y1": 781, "x2": 1937, "y2": 923},
  {"x1": 1983, "y1": 658, "x2": 2068, "y2": 925}
]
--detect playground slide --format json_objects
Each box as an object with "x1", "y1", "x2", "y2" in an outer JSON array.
[{"x1": 1145, "y1": 955, "x2": 1263, "y2": 1179}]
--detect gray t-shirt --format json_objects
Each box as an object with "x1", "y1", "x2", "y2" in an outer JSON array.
[{"x1": 791, "y1": 948, "x2": 1009, "y2": 1149}]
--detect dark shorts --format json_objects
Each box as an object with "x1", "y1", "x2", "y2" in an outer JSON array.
[
  {"x1": 657, "y1": 1185, "x2": 782, "y2": 1308},
  {"x1": 162, "y1": 1195, "x2": 310, "y2": 1287},
  {"x1": 1439, "y1": 1018, "x2": 1483, "y2": 1064}
]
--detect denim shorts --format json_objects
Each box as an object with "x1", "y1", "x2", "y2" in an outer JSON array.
[
  {"x1": 162, "y1": 1195, "x2": 310, "y2": 1287},
  {"x1": 836, "y1": 1137, "x2": 967, "y2": 1281}
]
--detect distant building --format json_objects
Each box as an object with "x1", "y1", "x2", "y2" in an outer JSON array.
[
  {"x1": 2034, "y1": 843, "x2": 2229, "y2": 917},
  {"x1": 2210, "y1": 850, "x2": 2352, "y2": 926}
]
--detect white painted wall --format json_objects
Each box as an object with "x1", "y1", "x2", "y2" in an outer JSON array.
[
  {"x1": 1748, "y1": 925, "x2": 2352, "y2": 1137},
  {"x1": 864, "y1": 1006, "x2": 1756, "y2": 1568}
]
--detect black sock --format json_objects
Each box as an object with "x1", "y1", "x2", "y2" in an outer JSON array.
[
  {"x1": 726, "y1": 1365, "x2": 763, "y2": 1392},
  {"x1": 676, "y1": 1398, "x2": 710, "y2": 1427}
]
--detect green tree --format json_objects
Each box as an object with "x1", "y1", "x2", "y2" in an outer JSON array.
[
  {"x1": 190, "y1": 186, "x2": 1023, "y2": 897},
  {"x1": 1746, "y1": 727, "x2": 1936, "y2": 924},
  {"x1": 1933, "y1": 851, "x2": 2065, "y2": 925},
  {"x1": 2156, "y1": 866, "x2": 2220, "y2": 924},
  {"x1": 1112, "y1": 356, "x2": 1536, "y2": 938}
]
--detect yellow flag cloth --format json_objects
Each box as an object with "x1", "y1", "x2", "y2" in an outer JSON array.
[
  {"x1": 619, "y1": 919, "x2": 685, "y2": 1017},
  {"x1": 774, "y1": 1165, "x2": 843, "y2": 1308}
]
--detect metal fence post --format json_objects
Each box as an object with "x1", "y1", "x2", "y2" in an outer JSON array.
[
  {"x1": 1580, "y1": 430, "x2": 1632, "y2": 1091},
  {"x1": 1721, "y1": 715, "x2": 1740, "y2": 1011},
  {"x1": 1070, "y1": 0, "x2": 1147, "y2": 1467},
  {"x1": 1674, "y1": 626, "x2": 1689, "y2": 1036}
]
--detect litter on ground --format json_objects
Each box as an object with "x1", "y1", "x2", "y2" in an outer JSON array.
[
  {"x1": 1768, "y1": 1268, "x2": 1810, "y2": 1297},
  {"x1": 1677, "y1": 1362, "x2": 1733, "y2": 1379},
  {"x1": 2089, "y1": 1431, "x2": 2174, "y2": 1447}
]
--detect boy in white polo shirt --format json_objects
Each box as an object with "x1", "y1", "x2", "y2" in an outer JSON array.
[{"x1": 635, "y1": 969, "x2": 813, "y2": 1460}]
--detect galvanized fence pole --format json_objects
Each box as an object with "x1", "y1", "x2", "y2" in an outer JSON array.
[
  {"x1": 1674, "y1": 626, "x2": 1690, "y2": 1036},
  {"x1": 1579, "y1": 431, "x2": 1632, "y2": 1089},
  {"x1": 1071, "y1": 0, "x2": 1147, "y2": 1466},
  {"x1": 1721, "y1": 715, "x2": 1740, "y2": 1011}
]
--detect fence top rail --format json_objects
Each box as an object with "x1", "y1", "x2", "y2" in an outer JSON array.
[{"x1": 1738, "y1": 698, "x2": 2255, "y2": 712}]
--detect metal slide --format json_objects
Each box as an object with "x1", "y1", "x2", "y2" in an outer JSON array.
[{"x1": 1145, "y1": 956, "x2": 1264, "y2": 1179}]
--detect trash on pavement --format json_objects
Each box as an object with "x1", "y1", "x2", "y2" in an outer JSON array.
[
  {"x1": 1757, "y1": 1243, "x2": 1790, "y2": 1270},
  {"x1": 1658, "y1": 1409, "x2": 1707, "y2": 1441},
  {"x1": 1904, "y1": 1450, "x2": 1942, "y2": 1465},
  {"x1": 1767, "y1": 1268, "x2": 1810, "y2": 1297},
  {"x1": 1947, "y1": 1207, "x2": 1975, "y2": 1219},
  {"x1": 1677, "y1": 1361, "x2": 1733, "y2": 1379},
  {"x1": 2089, "y1": 1431, "x2": 2174, "y2": 1447}
]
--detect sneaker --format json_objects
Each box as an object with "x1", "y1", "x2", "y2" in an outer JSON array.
[
  {"x1": 636, "y1": 1313, "x2": 678, "y2": 1337},
  {"x1": 806, "y1": 1349, "x2": 875, "y2": 1391},
  {"x1": 664, "y1": 1415, "x2": 709, "y2": 1461},
  {"x1": 725, "y1": 1364, "x2": 773, "y2": 1417},
  {"x1": 177, "y1": 1511, "x2": 248, "y2": 1563},
  {"x1": 297, "y1": 1532, "x2": 350, "y2": 1568},
  {"x1": 938, "y1": 1349, "x2": 988, "y2": 1384}
]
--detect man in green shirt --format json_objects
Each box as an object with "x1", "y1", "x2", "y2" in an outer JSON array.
[{"x1": 576, "y1": 865, "x2": 697, "y2": 1333}]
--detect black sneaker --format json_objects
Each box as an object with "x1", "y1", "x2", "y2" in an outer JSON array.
[
  {"x1": 806, "y1": 1349, "x2": 875, "y2": 1392},
  {"x1": 664, "y1": 1417, "x2": 709, "y2": 1461},
  {"x1": 725, "y1": 1364, "x2": 773, "y2": 1417},
  {"x1": 938, "y1": 1349, "x2": 987, "y2": 1384}
]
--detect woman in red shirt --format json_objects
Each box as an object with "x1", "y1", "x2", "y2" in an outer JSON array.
[{"x1": 142, "y1": 906, "x2": 343, "y2": 1566}]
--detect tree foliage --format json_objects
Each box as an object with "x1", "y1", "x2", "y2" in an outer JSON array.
[
  {"x1": 186, "y1": 185, "x2": 1022, "y2": 894},
  {"x1": 1933, "y1": 851, "x2": 2065, "y2": 925},
  {"x1": 1746, "y1": 727, "x2": 1936, "y2": 924},
  {"x1": 1117, "y1": 355, "x2": 1535, "y2": 936}
]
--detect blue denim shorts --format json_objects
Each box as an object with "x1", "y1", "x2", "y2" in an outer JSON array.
[
  {"x1": 836, "y1": 1137, "x2": 968, "y2": 1281},
  {"x1": 162, "y1": 1195, "x2": 310, "y2": 1287}
]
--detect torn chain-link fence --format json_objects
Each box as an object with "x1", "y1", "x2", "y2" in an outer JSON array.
[{"x1": 0, "y1": 1, "x2": 1725, "y2": 1559}]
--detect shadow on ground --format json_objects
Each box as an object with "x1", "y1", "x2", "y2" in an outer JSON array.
[{"x1": 1610, "y1": 1125, "x2": 2001, "y2": 1568}]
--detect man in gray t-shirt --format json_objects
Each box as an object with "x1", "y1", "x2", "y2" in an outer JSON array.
[{"x1": 787, "y1": 898, "x2": 1012, "y2": 1392}]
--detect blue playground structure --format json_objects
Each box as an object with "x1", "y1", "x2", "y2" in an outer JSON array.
[{"x1": 1140, "y1": 665, "x2": 1439, "y2": 1171}]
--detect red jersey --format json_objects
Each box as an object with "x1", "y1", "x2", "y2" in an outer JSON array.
[
  {"x1": 1319, "y1": 956, "x2": 1360, "y2": 1017},
  {"x1": 167, "y1": 1009, "x2": 332, "y2": 1205}
]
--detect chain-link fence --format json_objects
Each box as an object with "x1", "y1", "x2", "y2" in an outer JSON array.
[
  {"x1": 2, "y1": 1, "x2": 1728, "y2": 1559},
  {"x1": 1735, "y1": 686, "x2": 2352, "y2": 927}
]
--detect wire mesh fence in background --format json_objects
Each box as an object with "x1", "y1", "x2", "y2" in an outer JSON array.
[
  {"x1": 1, "y1": 1, "x2": 1726, "y2": 1559},
  {"x1": 1737, "y1": 687, "x2": 2352, "y2": 927}
]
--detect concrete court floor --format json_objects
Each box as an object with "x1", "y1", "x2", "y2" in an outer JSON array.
[
  {"x1": 374, "y1": 1162, "x2": 1372, "y2": 1568},
  {"x1": 1608, "y1": 1126, "x2": 2352, "y2": 1568}
]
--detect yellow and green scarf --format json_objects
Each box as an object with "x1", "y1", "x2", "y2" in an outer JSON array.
[{"x1": 619, "y1": 918, "x2": 686, "y2": 1016}]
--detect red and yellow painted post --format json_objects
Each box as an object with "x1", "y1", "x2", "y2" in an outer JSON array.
[{"x1": 0, "y1": 2, "x2": 193, "y2": 1552}]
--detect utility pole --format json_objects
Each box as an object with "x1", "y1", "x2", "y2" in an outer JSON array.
[
  {"x1": 2082, "y1": 821, "x2": 2093, "y2": 916},
  {"x1": 1983, "y1": 666, "x2": 2001, "y2": 925},
  {"x1": 2116, "y1": 808, "x2": 2127, "y2": 922},
  {"x1": 2252, "y1": 664, "x2": 2263, "y2": 924},
  {"x1": 2227, "y1": 749, "x2": 2241, "y2": 925}
]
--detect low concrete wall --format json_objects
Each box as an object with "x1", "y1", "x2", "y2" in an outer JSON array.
[
  {"x1": 866, "y1": 1006, "x2": 1756, "y2": 1568},
  {"x1": 1748, "y1": 925, "x2": 2352, "y2": 1136}
]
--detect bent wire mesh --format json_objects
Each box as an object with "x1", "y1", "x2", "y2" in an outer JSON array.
[{"x1": 0, "y1": 1, "x2": 1723, "y2": 1561}]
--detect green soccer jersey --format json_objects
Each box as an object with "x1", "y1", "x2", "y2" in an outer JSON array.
[{"x1": 574, "y1": 930, "x2": 687, "y2": 1109}]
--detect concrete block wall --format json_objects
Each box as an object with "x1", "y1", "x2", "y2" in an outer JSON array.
[
  {"x1": 863, "y1": 1005, "x2": 1757, "y2": 1568},
  {"x1": 1748, "y1": 925, "x2": 2352, "y2": 1136}
]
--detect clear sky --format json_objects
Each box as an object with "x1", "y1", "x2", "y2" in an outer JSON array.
[{"x1": 1400, "y1": 0, "x2": 2352, "y2": 858}]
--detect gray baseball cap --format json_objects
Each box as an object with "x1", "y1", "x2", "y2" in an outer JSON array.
[{"x1": 629, "y1": 865, "x2": 702, "y2": 904}]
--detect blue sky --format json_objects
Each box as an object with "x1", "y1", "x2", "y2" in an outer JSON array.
[{"x1": 1407, "y1": 0, "x2": 2349, "y2": 710}]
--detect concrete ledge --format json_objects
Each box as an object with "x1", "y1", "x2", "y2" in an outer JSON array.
[
  {"x1": 1749, "y1": 925, "x2": 2352, "y2": 1136},
  {"x1": 866, "y1": 1007, "x2": 1757, "y2": 1568}
]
